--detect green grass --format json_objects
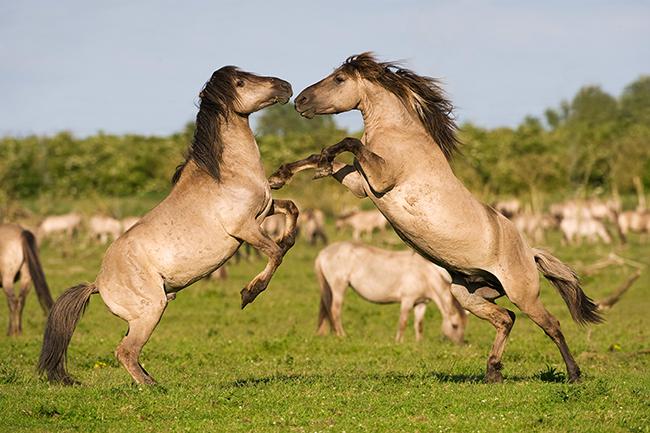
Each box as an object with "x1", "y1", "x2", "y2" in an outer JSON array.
[{"x1": 0, "y1": 221, "x2": 648, "y2": 432}]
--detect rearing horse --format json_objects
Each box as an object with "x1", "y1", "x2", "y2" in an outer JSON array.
[
  {"x1": 269, "y1": 53, "x2": 602, "y2": 383},
  {"x1": 39, "y1": 67, "x2": 297, "y2": 385}
]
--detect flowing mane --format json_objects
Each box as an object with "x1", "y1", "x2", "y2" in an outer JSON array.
[
  {"x1": 340, "y1": 52, "x2": 460, "y2": 160},
  {"x1": 172, "y1": 66, "x2": 246, "y2": 184}
]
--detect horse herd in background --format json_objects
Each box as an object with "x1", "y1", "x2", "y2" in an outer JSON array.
[
  {"x1": 495, "y1": 190, "x2": 650, "y2": 246},
  {"x1": 1, "y1": 193, "x2": 644, "y2": 339},
  {"x1": 0, "y1": 53, "x2": 645, "y2": 386}
]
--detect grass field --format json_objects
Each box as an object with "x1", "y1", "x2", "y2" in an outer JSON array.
[{"x1": 0, "y1": 218, "x2": 648, "y2": 432}]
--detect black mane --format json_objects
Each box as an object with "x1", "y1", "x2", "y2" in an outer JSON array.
[{"x1": 172, "y1": 66, "x2": 244, "y2": 184}]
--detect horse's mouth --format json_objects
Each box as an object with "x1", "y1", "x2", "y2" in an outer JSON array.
[{"x1": 298, "y1": 108, "x2": 315, "y2": 119}]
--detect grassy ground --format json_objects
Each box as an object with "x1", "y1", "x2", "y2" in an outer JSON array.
[{"x1": 0, "y1": 218, "x2": 648, "y2": 432}]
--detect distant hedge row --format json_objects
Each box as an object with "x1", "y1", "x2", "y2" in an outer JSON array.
[{"x1": 1, "y1": 76, "x2": 649, "y2": 202}]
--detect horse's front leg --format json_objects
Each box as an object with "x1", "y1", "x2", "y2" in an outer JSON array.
[
  {"x1": 236, "y1": 200, "x2": 299, "y2": 309},
  {"x1": 268, "y1": 154, "x2": 320, "y2": 190},
  {"x1": 316, "y1": 137, "x2": 396, "y2": 195},
  {"x1": 270, "y1": 199, "x2": 300, "y2": 253}
]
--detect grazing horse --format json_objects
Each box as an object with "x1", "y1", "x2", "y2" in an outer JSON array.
[
  {"x1": 299, "y1": 208, "x2": 328, "y2": 245},
  {"x1": 315, "y1": 241, "x2": 466, "y2": 344},
  {"x1": 37, "y1": 213, "x2": 82, "y2": 241},
  {"x1": 0, "y1": 223, "x2": 53, "y2": 335},
  {"x1": 39, "y1": 66, "x2": 296, "y2": 385},
  {"x1": 335, "y1": 209, "x2": 387, "y2": 240},
  {"x1": 560, "y1": 215, "x2": 612, "y2": 245},
  {"x1": 269, "y1": 53, "x2": 602, "y2": 382},
  {"x1": 88, "y1": 215, "x2": 122, "y2": 244}
]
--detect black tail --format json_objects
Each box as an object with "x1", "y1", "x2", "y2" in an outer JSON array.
[
  {"x1": 533, "y1": 249, "x2": 603, "y2": 325},
  {"x1": 21, "y1": 230, "x2": 54, "y2": 313},
  {"x1": 314, "y1": 258, "x2": 334, "y2": 331},
  {"x1": 38, "y1": 283, "x2": 98, "y2": 384}
]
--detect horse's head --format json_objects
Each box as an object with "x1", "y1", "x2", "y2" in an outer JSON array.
[
  {"x1": 294, "y1": 55, "x2": 372, "y2": 119},
  {"x1": 441, "y1": 297, "x2": 467, "y2": 345},
  {"x1": 201, "y1": 67, "x2": 292, "y2": 116}
]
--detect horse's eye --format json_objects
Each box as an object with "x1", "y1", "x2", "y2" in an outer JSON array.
[
  {"x1": 236, "y1": 79, "x2": 245, "y2": 87},
  {"x1": 334, "y1": 75, "x2": 346, "y2": 84}
]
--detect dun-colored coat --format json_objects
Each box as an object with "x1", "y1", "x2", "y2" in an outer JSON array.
[
  {"x1": 0, "y1": 223, "x2": 53, "y2": 335},
  {"x1": 269, "y1": 53, "x2": 602, "y2": 382},
  {"x1": 39, "y1": 67, "x2": 296, "y2": 385},
  {"x1": 315, "y1": 241, "x2": 466, "y2": 343}
]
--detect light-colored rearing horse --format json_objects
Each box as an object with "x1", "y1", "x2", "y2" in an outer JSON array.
[
  {"x1": 269, "y1": 53, "x2": 602, "y2": 383},
  {"x1": 315, "y1": 241, "x2": 466, "y2": 344},
  {"x1": 39, "y1": 67, "x2": 297, "y2": 385},
  {"x1": 0, "y1": 223, "x2": 54, "y2": 335}
]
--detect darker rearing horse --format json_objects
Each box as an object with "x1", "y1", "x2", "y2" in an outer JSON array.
[{"x1": 39, "y1": 66, "x2": 297, "y2": 385}]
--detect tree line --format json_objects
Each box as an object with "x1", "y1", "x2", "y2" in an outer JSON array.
[{"x1": 1, "y1": 76, "x2": 648, "y2": 206}]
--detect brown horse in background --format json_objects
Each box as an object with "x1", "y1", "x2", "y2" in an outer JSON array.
[
  {"x1": 39, "y1": 67, "x2": 296, "y2": 385},
  {"x1": 0, "y1": 223, "x2": 53, "y2": 335},
  {"x1": 270, "y1": 53, "x2": 602, "y2": 383}
]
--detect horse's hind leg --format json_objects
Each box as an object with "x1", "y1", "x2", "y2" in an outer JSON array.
[
  {"x1": 517, "y1": 298, "x2": 581, "y2": 382},
  {"x1": 2, "y1": 273, "x2": 19, "y2": 336},
  {"x1": 15, "y1": 263, "x2": 31, "y2": 334},
  {"x1": 114, "y1": 294, "x2": 166, "y2": 385},
  {"x1": 450, "y1": 284, "x2": 515, "y2": 383}
]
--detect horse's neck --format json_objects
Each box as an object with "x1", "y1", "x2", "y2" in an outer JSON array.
[
  {"x1": 175, "y1": 116, "x2": 264, "y2": 191},
  {"x1": 359, "y1": 85, "x2": 450, "y2": 168},
  {"x1": 219, "y1": 115, "x2": 261, "y2": 169}
]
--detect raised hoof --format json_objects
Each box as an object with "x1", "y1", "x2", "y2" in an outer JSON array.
[
  {"x1": 268, "y1": 175, "x2": 287, "y2": 190},
  {"x1": 240, "y1": 285, "x2": 264, "y2": 309}
]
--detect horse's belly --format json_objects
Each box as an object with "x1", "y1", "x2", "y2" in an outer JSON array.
[
  {"x1": 158, "y1": 234, "x2": 240, "y2": 289},
  {"x1": 369, "y1": 192, "x2": 493, "y2": 272},
  {"x1": 349, "y1": 269, "x2": 403, "y2": 304}
]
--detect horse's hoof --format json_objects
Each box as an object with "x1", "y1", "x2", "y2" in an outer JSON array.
[
  {"x1": 268, "y1": 175, "x2": 287, "y2": 190},
  {"x1": 568, "y1": 373, "x2": 582, "y2": 383},
  {"x1": 142, "y1": 376, "x2": 157, "y2": 386},
  {"x1": 485, "y1": 371, "x2": 504, "y2": 383},
  {"x1": 240, "y1": 288, "x2": 253, "y2": 309}
]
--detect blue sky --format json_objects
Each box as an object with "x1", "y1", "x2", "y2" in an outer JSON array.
[{"x1": 1, "y1": 0, "x2": 648, "y2": 136}]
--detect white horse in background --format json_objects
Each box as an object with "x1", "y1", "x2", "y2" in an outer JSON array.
[
  {"x1": 37, "y1": 213, "x2": 82, "y2": 241},
  {"x1": 89, "y1": 216, "x2": 123, "y2": 244},
  {"x1": 315, "y1": 241, "x2": 467, "y2": 344},
  {"x1": 335, "y1": 209, "x2": 387, "y2": 240}
]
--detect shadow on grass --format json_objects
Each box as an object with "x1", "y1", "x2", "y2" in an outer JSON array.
[{"x1": 227, "y1": 369, "x2": 568, "y2": 387}]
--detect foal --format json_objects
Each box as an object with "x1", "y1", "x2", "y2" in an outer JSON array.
[{"x1": 39, "y1": 67, "x2": 297, "y2": 385}]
